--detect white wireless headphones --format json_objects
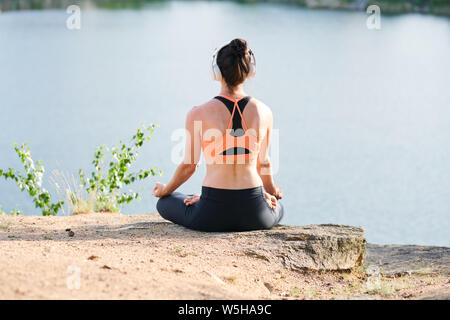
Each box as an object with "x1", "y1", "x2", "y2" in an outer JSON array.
[{"x1": 211, "y1": 43, "x2": 256, "y2": 82}]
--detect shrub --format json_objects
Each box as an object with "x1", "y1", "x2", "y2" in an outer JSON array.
[
  {"x1": 1, "y1": 124, "x2": 161, "y2": 215},
  {"x1": 0, "y1": 143, "x2": 64, "y2": 216},
  {"x1": 76, "y1": 123, "x2": 162, "y2": 213}
]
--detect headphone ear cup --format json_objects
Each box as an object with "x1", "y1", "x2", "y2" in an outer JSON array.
[
  {"x1": 247, "y1": 62, "x2": 256, "y2": 79},
  {"x1": 211, "y1": 48, "x2": 222, "y2": 82},
  {"x1": 247, "y1": 52, "x2": 256, "y2": 79},
  {"x1": 212, "y1": 63, "x2": 222, "y2": 81}
]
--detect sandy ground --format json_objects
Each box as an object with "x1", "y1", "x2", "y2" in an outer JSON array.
[{"x1": 0, "y1": 213, "x2": 448, "y2": 300}]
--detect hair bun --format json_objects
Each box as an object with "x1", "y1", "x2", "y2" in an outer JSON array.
[{"x1": 229, "y1": 38, "x2": 247, "y2": 58}]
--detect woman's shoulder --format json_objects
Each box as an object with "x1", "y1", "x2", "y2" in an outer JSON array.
[
  {"x1": 185, "y1": 98, "x2": 221, "y2": 122},
  {"x1": 196, "y1": 97, "x2": 225, "y2": 108},
  {"x1": 248, "y1": 97, "x2": 273, "y2": 119},
  {"x1": 188, "y1": 98, "x2": 217, "y2": 114}
]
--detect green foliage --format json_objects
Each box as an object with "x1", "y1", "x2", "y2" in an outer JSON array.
[
  {"x1": 1, "y1": 124, "x2": 161, "y2": 216},
  {"x1": 9, "y1": 209, "x2": 23, "y2": 215},
  {"x1": 0, "y1": 205, "x2": 19, "y2": 215},
  {"x1": 77, "y1": 123, "x2": 162, "y2": 212},
  {"x1": 0, "y1": 206, "x2": 23, "y2": 216},
  {"x1": 0, "y1": 143, "x2": 63, "y2": 216}
]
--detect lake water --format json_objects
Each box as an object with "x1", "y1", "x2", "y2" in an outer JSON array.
[{"x1": 0, "y1": 1, "x2": 449, "y2": 246}]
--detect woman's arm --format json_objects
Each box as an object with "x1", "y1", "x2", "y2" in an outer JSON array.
[
  {"x1": 153, "y1": 107, "x2": 202, "y2": 198},
  {"x1": 257, "y1": 107, "x2": 282, "y2": 199}
]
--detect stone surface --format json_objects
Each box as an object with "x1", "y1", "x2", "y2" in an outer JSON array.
[
  {"x1": 96, "y1": 221, "x2": 367, "y2": 271},
  {"x1": 366, "y1": 244, "x2": 450, "y2": 276},
  {"x1": 241, "y1": 224, "x2": 366, "y2": 271}
]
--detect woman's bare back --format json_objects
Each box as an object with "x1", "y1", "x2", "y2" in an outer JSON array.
[{"x1": 193, "y1": 96, "x2": 273, "y2": 189}]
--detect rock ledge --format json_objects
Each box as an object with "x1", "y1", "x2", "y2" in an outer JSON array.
[{"x1": 241, "y1": 224, "x2": 366, "y2": 271}]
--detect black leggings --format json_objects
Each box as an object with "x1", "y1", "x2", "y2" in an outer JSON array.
[{"x1": 156, "y1": 186, "x2": 284, "y2": 232}]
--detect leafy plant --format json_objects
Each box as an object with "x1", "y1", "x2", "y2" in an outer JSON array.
[
  {"x1": 9, "y1": 209, "x2": 23, "y2": 216},
  {"x1": 1, "y1": 124, "x2": 160, "y2": 216},
  {"x1": 0, "y1": 205, "x2": 20, "y2": 215},
  {"x1": 0, "y1": 143, "x2": 64, "y2": 216},
  {"x1": 76, "y1": 123, "x2": 162, "y2": 213}
]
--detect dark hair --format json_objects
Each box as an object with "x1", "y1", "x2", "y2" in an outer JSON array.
[{"x1": 217, "y1": 38, "x2": 252, "y2": 88}]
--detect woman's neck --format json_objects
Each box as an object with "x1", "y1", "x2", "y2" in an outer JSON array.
[{"x1": 219, "y1": 84, "x2": 246, "y2": 100}]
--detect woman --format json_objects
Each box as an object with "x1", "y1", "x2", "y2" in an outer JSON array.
[{"x1": 152, "y1": 38, "x2": 284, "y2": 232}]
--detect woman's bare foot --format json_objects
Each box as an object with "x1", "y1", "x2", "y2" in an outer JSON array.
[
  {"x1": 184, "y1": 194, "x2": 200, "y2": 206},
  {"x1": 264, "y1": 192, "x2": 277, "y2": 209}
]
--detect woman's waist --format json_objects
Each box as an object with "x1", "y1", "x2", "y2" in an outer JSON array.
[
  {"x1": 200, "y1": 185, "x2": 264, "y2": 201},
  {"x1": 203, "y1": 167, "x2": 262, "y2": 190},
  {"x1": 205, "y1": 163, "x2": 258, "y2": 174}
]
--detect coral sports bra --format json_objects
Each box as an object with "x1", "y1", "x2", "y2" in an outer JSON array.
[{"x1": 202, "y1": 95, "x2": 261, "y2": 164}]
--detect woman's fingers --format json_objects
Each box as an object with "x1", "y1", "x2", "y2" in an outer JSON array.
[
  {"x1": 275, "y1": 186, "x2": 283, "y2": 200},
  {"x1": 152, "y1": 182, "x2": 167, "y2": 198}
]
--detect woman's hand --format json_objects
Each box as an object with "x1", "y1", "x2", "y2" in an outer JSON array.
[
  {"x1": 274, "y1": 186, "x2": 283, "y2": 200},
  {"x1": 264, "y1": 192, "x2": 278, "y2": 210},
  {"x1": 184, "y1": 194, "x2": 200, "y2": 206},
  {"x1": 152, "y1": 182, "x2": 167, "y2": 198}
]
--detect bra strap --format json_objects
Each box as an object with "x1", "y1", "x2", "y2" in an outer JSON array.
[
  {"x1": 217, "y1": 95, "x2": 249, "y2": 131},
  {"x1": 227, "y1": 102, "x2": 237, "y2": 129},
  {"x1": 234, "y1": 101, "x2": 248, "y2": 131}
]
